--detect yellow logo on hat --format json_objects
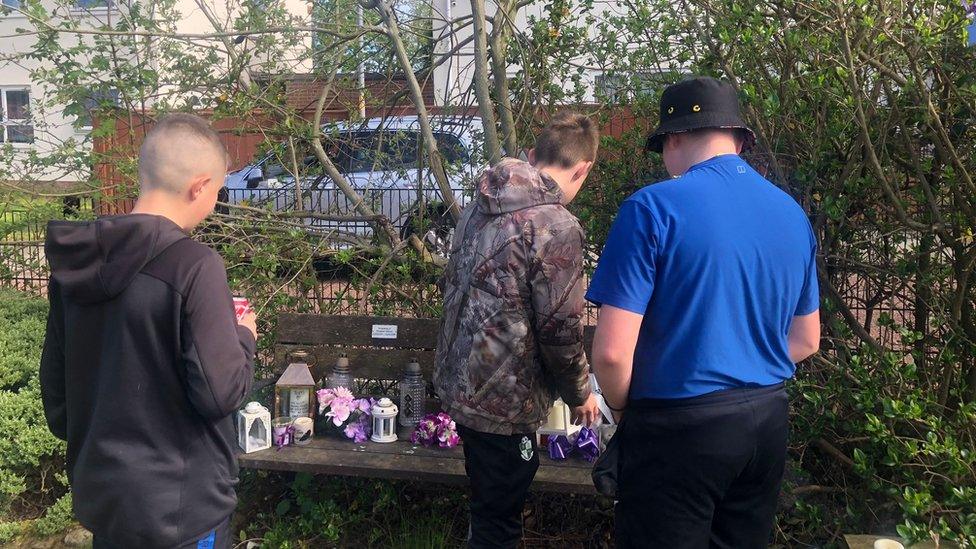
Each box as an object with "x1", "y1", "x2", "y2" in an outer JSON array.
[
  {"x1": 693, "y1": 104, "x2": 701, "y2": 112},
  {"x1": 667, "y1": 106, "x2": 674, "y2": 114}
]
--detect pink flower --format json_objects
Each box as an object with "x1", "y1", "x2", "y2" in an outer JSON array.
[
  {"x1": 328, "y1": 401, "x2": 351, "y2": 426},
  {"x1": 317, "y1": 388, "x2": 335, "y2": 408},
  {"x1": 334, "y1": 386, "x2": 354, "y2": 400}
]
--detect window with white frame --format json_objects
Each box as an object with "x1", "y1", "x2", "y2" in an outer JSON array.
[
  {"x1": 0, "y1": 88, "x2": 33, "y2": 144},
  {"x1": 78, "y1": 88, "x2": 121, "y2": 129}
]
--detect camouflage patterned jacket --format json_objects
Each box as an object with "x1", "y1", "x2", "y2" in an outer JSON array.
[{"x1": 433, "y1": 158, "x2": 591, "y2": 435}]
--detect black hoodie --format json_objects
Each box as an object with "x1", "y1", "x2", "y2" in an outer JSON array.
[{"x1": 40, "y1": 214, "x2": 255, "y2": 548}]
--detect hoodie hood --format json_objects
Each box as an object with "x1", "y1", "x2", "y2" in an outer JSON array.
[
  {"x1": 476, "y1": 158, "x2": 565, "y2": 214},
  {"x1": 46, "y1": 214, "x2": 188, "y2": 304}
]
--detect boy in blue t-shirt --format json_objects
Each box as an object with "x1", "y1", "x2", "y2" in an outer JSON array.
[{"x1": 587, "y1": 77, "x2": 821, "y2": 548}]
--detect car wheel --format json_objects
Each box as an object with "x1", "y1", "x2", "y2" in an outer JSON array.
[{"x1": 216, "y1": 186, "x2": 230, "y2": 215}]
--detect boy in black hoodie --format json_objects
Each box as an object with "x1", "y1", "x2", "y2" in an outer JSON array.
[{"x1": 40, "y1": 114, "x2": 256, "y2": 549}]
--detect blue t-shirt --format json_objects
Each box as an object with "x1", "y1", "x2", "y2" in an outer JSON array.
[{"x1": 586, "y1": 154, "x2": 819, "y2": 399}]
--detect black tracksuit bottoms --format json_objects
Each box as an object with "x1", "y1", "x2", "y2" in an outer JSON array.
[
  {"x1": 615, "y1": 383, "x2": 789, "y2": 549},
  {"x1": 457, "y1": 424, "x2": 540, "y2": 549}
]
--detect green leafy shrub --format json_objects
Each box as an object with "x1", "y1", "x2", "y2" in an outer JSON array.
[
  {"x1": 0, "y1": 520, "x2": 24, "y2": 544},
  {"x1": 32, "y1": 493, "x2": 74, "y2": 537},
  {"x1": 0, "y1": 289, "x2": 70, "y2": 537}
]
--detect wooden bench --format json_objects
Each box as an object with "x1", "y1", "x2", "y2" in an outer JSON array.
[{"x1": 238, "y1": 313, "x2": 598, "y2": 495}]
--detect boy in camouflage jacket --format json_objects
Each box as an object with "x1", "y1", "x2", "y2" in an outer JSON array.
[{"x1": 434, "y1": 112, "x2": 600, "y2": 549}]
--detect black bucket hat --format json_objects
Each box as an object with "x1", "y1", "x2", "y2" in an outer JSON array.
[{"x1": 645, "y1": 76, "x2": 756, "y2": 153}]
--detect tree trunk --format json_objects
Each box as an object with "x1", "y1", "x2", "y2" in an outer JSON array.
[
  {"x1": 489, "y1": 0, "x2": 518, "y2": 157},
  {"x1": 469, "y1": 0, "x2": 503, "y2": 165}
]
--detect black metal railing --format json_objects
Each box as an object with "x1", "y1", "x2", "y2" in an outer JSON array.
[{"x1": 222, "y1": 186, "x2": 472, "y2": 236}]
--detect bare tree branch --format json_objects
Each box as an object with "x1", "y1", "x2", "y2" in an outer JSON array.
[
  {"x1": 308, "y1": 65, "x2": 401, "y2": 247},
  {"x1": 370, "y1": 0, "x2": 462, "y2": 222}
]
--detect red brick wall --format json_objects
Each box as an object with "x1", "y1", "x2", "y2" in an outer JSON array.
[{"x1": 283, "y1": 73, "x2": 437, "y2": 114}]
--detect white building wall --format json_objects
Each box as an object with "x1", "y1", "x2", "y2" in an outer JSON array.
[
  {"x1": 0, "y1": 0, "x2": 312, "y2": 185},
  {"x1": 431, "y1": 0, "x2": 629, "y2": 108}
]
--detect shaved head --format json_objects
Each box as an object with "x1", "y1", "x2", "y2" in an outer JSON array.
[{"x1": 138, "y1": 113, "x2": 228, "y2": 194}]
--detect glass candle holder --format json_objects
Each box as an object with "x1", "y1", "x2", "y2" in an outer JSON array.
[{"x1": 272, "y1": 417, "x2": 294, "y2": 447}]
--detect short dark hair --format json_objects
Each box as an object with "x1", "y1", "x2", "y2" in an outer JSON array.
[
  {"x1": 534, "y1": 111, "x2": 599, "y2": 169},
  {"x1": 138, "y1": 113, "x2": 227, "y2": 193}
]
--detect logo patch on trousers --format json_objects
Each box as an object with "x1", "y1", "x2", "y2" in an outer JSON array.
[{"x1": 519, "y1": 436, "x2": 534, "y2": 461}]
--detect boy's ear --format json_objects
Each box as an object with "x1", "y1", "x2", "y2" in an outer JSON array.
[
  {"x1": 573, "y1": 160, "x2": 594, "y2": 182},
  {"x1": 187, "y1": 174, "x2": 211, "y2": 201},
  {"x1": 527, "y1": 148, "x2": 536, "y2": 166}
]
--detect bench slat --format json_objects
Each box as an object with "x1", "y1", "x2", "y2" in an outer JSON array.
[
  {"x1": 277, "y1": 314, "x2": 440, "y2": 349},
  {"x1": 238, "y1": 438, "x2": 596, "y2": 495},
  {"x1": 274, "y1": 344, "x2": 437, "y2": 382}
]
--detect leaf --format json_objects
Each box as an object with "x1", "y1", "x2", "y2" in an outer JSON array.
[{"x1": 275, "y1": 499, "x2": 292, "y2": 516}]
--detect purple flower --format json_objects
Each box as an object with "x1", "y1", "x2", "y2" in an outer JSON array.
[
  {"x1": 439, "y1": 430, "x2": 460, "y2": 448},
  {"x1": 344, "y1": 421, "x2": 369, "y2": 443},
  {"x1": 411, "y1": 412, "x2": 460, "y2": 448},
  {"x1": 355, "y1": 398, "x2": 373, "y2": 414}
]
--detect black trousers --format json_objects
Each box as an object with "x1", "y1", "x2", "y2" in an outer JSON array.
[
  {"x1": 616, "y1": 383, "x2": 789, "y2": 549},
  {"x1": 92, "y1": 514, "x2": 232, "y2": 549},
  {"x1": 458, "y1": 424, "x2": 540, "y2": 549}
]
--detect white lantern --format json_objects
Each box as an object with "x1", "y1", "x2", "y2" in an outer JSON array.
[
  {"x1": 536, "y1": 398, "x2": 582, "y2": 444},
  {"x1": 237, "y1": 401, "x2": 272, "y2": 453},
  {"x1": 370, "y1": 398, "x2": 399, "y2": 443}
]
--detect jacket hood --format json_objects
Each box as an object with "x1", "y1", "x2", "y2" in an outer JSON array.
[
  {"x1": 476, "y1": 158, "x2": 565, "y2": 214},
  {"x1": 45, "y1": 214, "x2": 188, "y2": 304}
]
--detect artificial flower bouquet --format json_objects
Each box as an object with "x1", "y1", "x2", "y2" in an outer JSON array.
[
  {"x1": 316, "y1": 387, "x2": 375, "y2": 443},
  {"x1": 410, "y1": 412, "x2": 461, "y2": 448}
]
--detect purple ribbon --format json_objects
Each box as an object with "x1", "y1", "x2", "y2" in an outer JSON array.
[
  {"x1": 575, "y1": 427, "x2": 600, "y2": 463},
  {"x1": 275, "y1": 425, "x2": 295, "y2": 450},
  {"x1": 547, "y1": 427, "x2": 601, "y2": 462},
  {"x1": 548, "y1": 435, "x2": 572, "y2": 460}
]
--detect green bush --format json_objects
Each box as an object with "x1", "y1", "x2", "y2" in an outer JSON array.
[
  {"x1": 0, "y1": 289, "x2": 70, "y2": 537},
  {"x1": 0, "y1": 520, "x2": 23, "y2": 544},
  {"x1": 32, "y1": 493, "x2": 74, "y2": 537}
]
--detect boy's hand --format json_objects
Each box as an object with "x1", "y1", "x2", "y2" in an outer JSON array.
[
  {"x1": 238, "y1": 309, "x2": 258, "y2": 341},
  {"x1": 572, "y1": 393, "x2": 600, "y2": 427}
]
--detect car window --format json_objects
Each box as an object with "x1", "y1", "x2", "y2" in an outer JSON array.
[
  {"x1": 256, "y1": 128, "x2": 440, "y2": 179},
  {"x1": 433, "y1": 132, "x2": 469, "y2": 165},
  {"x1": 341, "y1": 130, "x2": 420, "y2": 173}
]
